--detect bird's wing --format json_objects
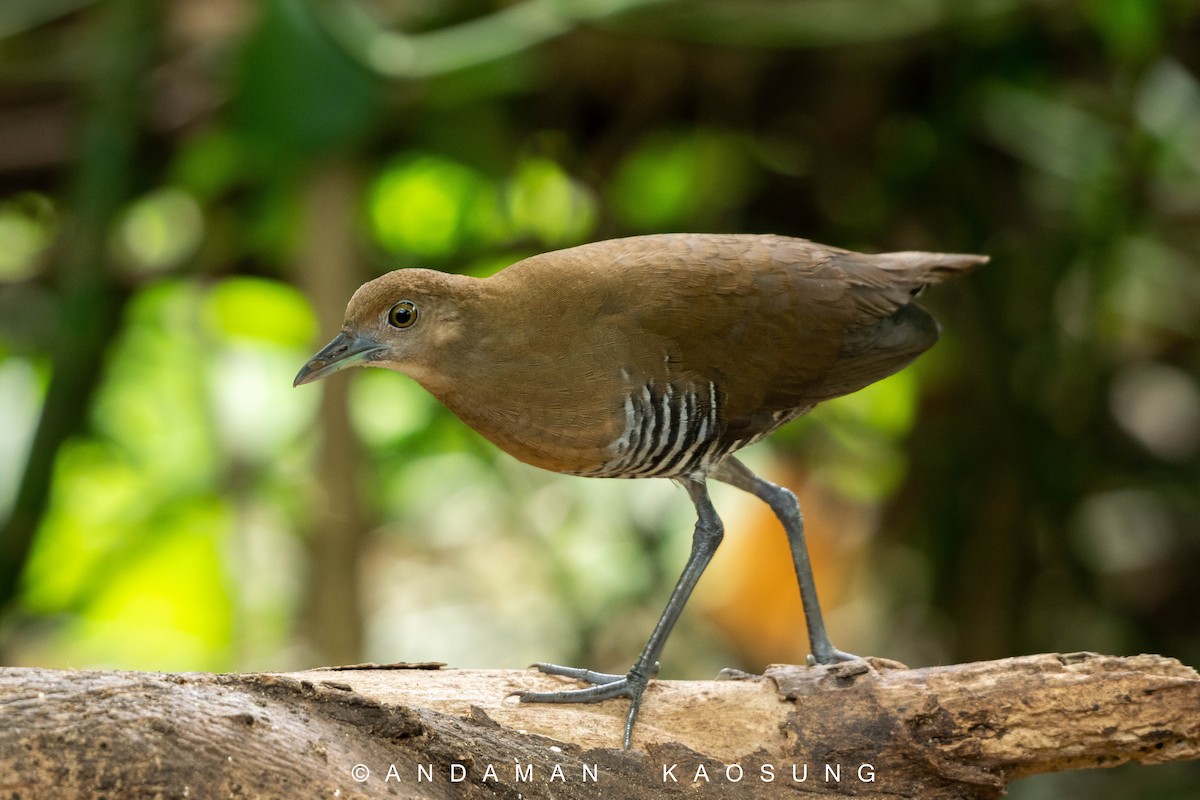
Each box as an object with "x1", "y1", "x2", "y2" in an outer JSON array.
[
  {"x1": 498, "y1": 234, "x2": 984, "y2": 443},
  {"x1": 577, "y1": 234, "x2": 983, "y2": 428}
]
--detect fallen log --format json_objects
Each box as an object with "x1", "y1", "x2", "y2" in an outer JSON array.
[{"x1": 1, "y1": 652, "x2": 1196, "y2": 798}]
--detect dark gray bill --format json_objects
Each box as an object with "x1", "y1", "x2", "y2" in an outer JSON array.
[{"x1": 294, "y1": 331, "x2": 385, "y2": 387}]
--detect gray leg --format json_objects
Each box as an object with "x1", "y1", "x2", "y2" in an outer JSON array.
[
  {"x1": 712, "y1": 457, "x2": 859, "y2": 665},
  {"x1": 520, "y1": 477, "x2": 724, "y2": 749}
]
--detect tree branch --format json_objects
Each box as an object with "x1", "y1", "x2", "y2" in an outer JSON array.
[
  {"x1": 1, "y1": 653, "x2": 1196, "y2": 798},
  {"x1": 304, "y1": 0, "x2": 675, "y2": 79},
  {"x1": 302, "y1": 0, "x2": 1019, "y2": 81}
]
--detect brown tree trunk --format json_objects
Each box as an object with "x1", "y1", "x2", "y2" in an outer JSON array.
[
  {"x1": 295, "y1": 160, "x2": 368, "y2": 665},
  {"x1": 1, "y1": 653, "x2": 1196, "y2": 799}
]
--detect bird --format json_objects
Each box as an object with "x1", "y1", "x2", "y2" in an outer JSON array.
[{"x1": 294, "y1": 233, "x2": 986, "y2": 748}]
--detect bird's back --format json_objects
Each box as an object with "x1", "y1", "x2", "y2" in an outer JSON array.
[{"x1": 436, "y1": 234, "x2": 984, "y2": 478}]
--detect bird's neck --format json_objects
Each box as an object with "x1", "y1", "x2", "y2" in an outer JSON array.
[{"x1": 405, "y1": 278, "x2": 626, "y2": 474}]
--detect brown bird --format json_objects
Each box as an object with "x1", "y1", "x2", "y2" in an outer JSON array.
[{"x1": 294, "y1": 233, "x2": 986, "y2": 748}]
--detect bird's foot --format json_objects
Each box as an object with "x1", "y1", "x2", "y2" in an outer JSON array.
[
  {"x1": 807, "y1": 646, "x2": 863, "y2": 666},
  {"x1": 520, "y1": 661, "x2": 658, "y2": 749}
]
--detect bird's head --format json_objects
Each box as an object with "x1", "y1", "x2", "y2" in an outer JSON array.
[{"x1": 293, "y1": 268, "x2": 477, "y2": 388}]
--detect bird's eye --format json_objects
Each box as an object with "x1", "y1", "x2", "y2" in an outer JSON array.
[{"x1": 387, "y1": 300, "x2": 418, "y2": 329}]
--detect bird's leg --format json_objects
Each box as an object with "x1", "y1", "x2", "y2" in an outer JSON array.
[
  {"x1": 520, "y1": 478, "x2": 724, "y2": 749},
  {"x1": 712, "y1": 457, "x2": 860, "y2": 665}
]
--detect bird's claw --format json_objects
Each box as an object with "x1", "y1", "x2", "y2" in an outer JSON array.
[{"x1": 527, "y1": 662, "x2": 626, "y2": 686}]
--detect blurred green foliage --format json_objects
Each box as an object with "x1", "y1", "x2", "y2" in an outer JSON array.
[
  {"x1": 610, "y1": 128, "x2": 757, "y2": 230},
  {"x1": 0, "y1": 0, "x2": 1197, "y2": 794}
]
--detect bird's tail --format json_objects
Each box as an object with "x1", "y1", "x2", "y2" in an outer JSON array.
[{"x1": 875, "y1": 251, "x2": 990, "y2": 284}]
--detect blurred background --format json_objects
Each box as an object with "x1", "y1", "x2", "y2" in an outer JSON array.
[{"x1": 1, "y1": 0, "x2": 1198, "y2": 794}]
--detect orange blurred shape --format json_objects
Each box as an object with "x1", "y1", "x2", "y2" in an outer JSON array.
[{"x1": 696, "y1": 458, "x2": 874, "y2": 668}]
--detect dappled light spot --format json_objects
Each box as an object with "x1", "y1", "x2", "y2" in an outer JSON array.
[
  {"x1": 114, "y1": 188, "x2": 204, "y2": 275},
  {"x1": 369, "y1": 155, "x2": 500, "y2": 257},
  {"x1": 203, "y1": 277, "x2": 317, "y2": 348}
]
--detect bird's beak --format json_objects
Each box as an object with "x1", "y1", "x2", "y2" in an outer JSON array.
[{"x1": 293, "y1": 331, "x2": 386, "y2": 387}]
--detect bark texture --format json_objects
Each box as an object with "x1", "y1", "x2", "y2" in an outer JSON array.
[{"x1": 1, "y1": 653, "x2": 1196, "y2": 799}]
